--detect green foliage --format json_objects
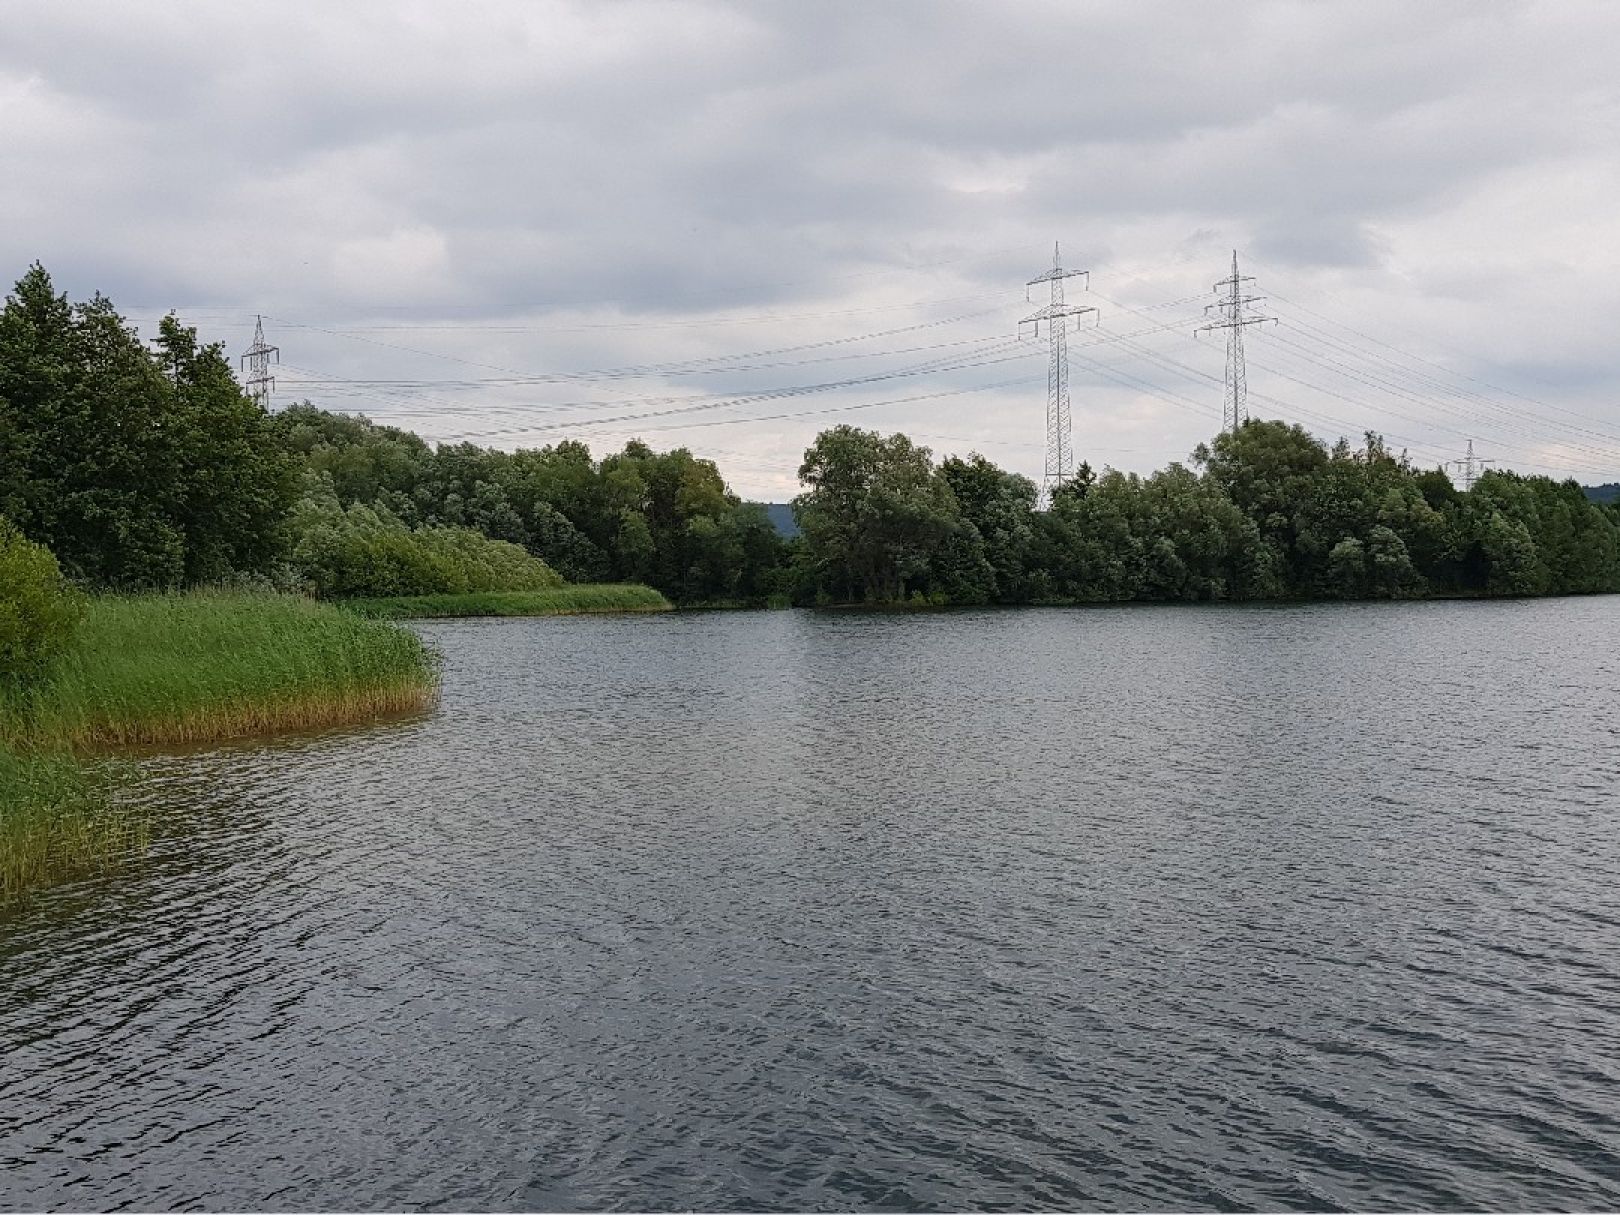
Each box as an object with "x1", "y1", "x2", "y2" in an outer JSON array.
[
  {"x1": 1327, "y1": 537, "x2": 1368, "y2": 599},
  {"x1": 1478, "y1": 510, "x2": 1546, "y2": 596},
  {"x1": 787, "y1": 419, "x2": 1620, "y2": 606},
  {"x1": 285, "y1": 478, "x2": 564, "y2": 598},
  {"x1": 939, "y1": 454, "x2": 1037, "y2": 602},
  {"x1": 270, "y1": 406, "x2": 433, "y2": 513},
  {"x1": 342, "y1": 585, "x2": 672, "y2": 618},
  {"x1": 0, "y1": 520, "x2": 82, "y2": 686},
  {"x1": 795, "y1": 425, "x2": 964, "y2": 602},
  {"x1": 1195, "y1": 420, "x2": 1329, "y2": 587},
  {"x1": 266, "y1": 406, "x2": 787, "y2": 603},
  {"x1": 0, "y1": 266, "x2": 296, "y2": 588},
  {"x1": 1365, "y1": 525, "x2": 1419, "y2": 598},
  {"x1": 1470, "y1": 470, "x2": 1616, "y2": 595}
]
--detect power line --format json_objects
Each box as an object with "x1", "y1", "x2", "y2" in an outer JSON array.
[
  {"x1": 292, "y1": 288, "x2": 1021, "y2": 332},
  {"x1": 1087, "y1": 288, "x2": 1615, "y2": 475},
  {"x1": 1087, "y1": 321, "x2": 1459, "y2": 469},
  {"x1": 275, "y1": 310, "x2": 1205, "y2": 433},
  {"x1": 1243, "y1": 334, "x2": 1620, "y2": 473},
  {"x1": 436, "y1": 374, "x2": 1047, "y2": 446},
  {"x1": 278, "y1": 330, "x2": 1021, "y2": 393},
  {"x1": 223, "y1": 250, "x2": 1619, "y2": 488},
  {"x1": 262, "y1": 305, "x2": 1006, "y2": 385},
  {"x1": 1238, "y1": 250, "x2": 1616, "y2": 420},
  {"x1": 426, "y1": 344, "x2": 1040, "y2": 442},
  {"x1": 1260, "y1": 307, "x2": 1620, "y2": 452}
]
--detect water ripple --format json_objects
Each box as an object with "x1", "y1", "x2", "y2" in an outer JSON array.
[{"x1": 4, "y1": 601, "x2": 1620, "y2": 1210}]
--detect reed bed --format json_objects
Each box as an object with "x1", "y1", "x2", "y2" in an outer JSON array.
[
  {"x1": 0, "y1": 592, "x2": 440, "y2": 750},
  {"x1": 0, "y1": 592, "x2": 437, "y2": 901},
  {"x1": 343, "y1": 584, "x2": 672, "y2": 618},
  {"x1": 0, "y1": 745, "x2": 143, "y2": 902}
]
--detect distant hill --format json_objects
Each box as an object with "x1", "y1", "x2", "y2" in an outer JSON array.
[
  {"x1": 763, "y1": 502, "x2": 799, "y2": 538},
  {"x1": 1585, "y1": 484, "x2": 1620, "y2": 504}
]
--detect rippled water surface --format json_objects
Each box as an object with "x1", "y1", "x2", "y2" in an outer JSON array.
[{"x1": 5, "y1": 601, "x2": 1620, "y2": 1211}]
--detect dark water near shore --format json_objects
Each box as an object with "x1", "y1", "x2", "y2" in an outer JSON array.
[{"x1": 5, "y1": 601, "x2": 1620, "y2": 1211}]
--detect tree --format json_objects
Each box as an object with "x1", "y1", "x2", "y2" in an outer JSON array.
[
  {"x1": 1478, "y1": 509, "x2": 1546, "y2": 596},
  {"x1": 795, "y1": 426, "x2": 962, "y2": 602},
  {"x1": 1326, "y1": 537, "x2": 1367, "y2": 599},
  {"x1": 283, "y1": 476, "x2": 562, "y2": 598},
  {"x1": 0, "y1": 267, "x2": 293, "y2": 588},
  {"x1": 939, "y1": 454, "x2": 1037, "y2": 602},
  {"x1": 1196, "y1": 419, "x2": 1330, "y2": 592},
  {"x1": 525, "y1": 501, "x2": 609, "y2": 583},
  {"x1": 1031, "y1": 471, "x2": 1145, "y2": 601},
  {"x1": 1365, "y1": 525, "x2": 1419, "y2": 598},
  {"x1": 155, "y1": 315, "x2": 297, "y2": 583}
]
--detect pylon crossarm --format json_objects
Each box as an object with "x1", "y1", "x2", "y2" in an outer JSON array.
[
  {"x1": 1021, "y1": 303, "x2": 1095, "y2": 321},
  {"x1": 1027, "y1": 268, "x2": 1089, "y2": 287}
]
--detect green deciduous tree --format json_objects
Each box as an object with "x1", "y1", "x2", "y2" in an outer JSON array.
[
  {"x1": 795, "y1": 426, "x2": 963, "y2": 602},
  {"x1": 0, "y1": 267, "x2": 294, "y2": 588}
]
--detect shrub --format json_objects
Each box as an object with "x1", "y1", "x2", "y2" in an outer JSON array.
[
  {"x1": 285, "y1": 482, "x2": 564, "y2": 598},
  {"x1": 0, "y1": 521, "x2": 82, "y2": 686}
]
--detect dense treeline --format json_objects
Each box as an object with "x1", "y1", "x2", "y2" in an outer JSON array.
[
  {"x1": 2, "y1": 264, "x2": 1618, "y2": 610},
  {"x1": 269, "y1": 406, "x2": 787, "y2": 602},
  {"x1": 792, "y1": 423, "x2": 1620, "y2": 604}
]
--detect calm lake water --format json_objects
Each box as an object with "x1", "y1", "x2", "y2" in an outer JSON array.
[{"x1": 4, "y1": 601, "x2": 1620, "y2": 1211}]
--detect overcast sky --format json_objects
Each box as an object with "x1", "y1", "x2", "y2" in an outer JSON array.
[{"x1": 4, "y1": 0, "x2": 1619, "y2": 497}]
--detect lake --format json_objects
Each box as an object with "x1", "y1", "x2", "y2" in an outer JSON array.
[{"x1": 3, "y1": 601, "x2": 1620, "y2": 1211}]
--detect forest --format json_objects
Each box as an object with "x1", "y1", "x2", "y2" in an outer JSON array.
[{"x1": 4, "y1": 263, "x2": 1620, "y2": 612}]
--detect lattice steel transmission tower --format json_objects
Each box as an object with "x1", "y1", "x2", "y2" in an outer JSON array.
[
  {"x1": 1196, "y1": 250, "x2": 1275, "y2": 433},
  {"x1": 1447, "y1": 439, "x2": 1495, "y2": 491},
  {"x1": 240, "y1": 315, "x2": 280, "y2": 412},
  {"x1": 1020, "y1": 243, "x2": 1095, "y2": 505}
]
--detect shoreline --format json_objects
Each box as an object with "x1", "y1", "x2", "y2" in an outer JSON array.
[
  {"x1": 342, "y1": 584, "x2": 672, "y2": 619},
  {"x1": 1, "y1": 591, "x2": 440, "y2": 903}
]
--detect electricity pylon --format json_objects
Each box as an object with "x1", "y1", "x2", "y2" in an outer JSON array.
[
  {"x1": 1020, "y1": 243, "x2": 1095, "y2": 506},
  {"x1": 1447, "y1": 439, "x2": 1495, "y2": 491},
  {"x1": 240, "y1": 315, "x2": 280, "y2": 412},
  {"x1": 1196, "y1": 250, "x2": 1275, "y2": 433}
]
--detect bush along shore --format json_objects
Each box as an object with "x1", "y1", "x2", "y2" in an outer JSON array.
[{"x1": 342, "y1": 584, "x2": 672, "y2": 619}]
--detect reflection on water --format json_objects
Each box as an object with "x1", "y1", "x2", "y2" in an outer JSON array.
[{"x1": 4, "y1": 601, "x2": 1620, "y2": 1211}]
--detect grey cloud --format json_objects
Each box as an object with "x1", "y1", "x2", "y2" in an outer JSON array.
[{"x1": 2, "y1": 0, "x2": 1618, "y2": 493}]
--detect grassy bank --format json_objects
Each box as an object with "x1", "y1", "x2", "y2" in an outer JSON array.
[
  {"x1": 1, "y1": 591, "x2": 438, "y2": 901},
  {"x1": 343, "y1": 584, "x2": 672, "y2": 618},
  {"x1": 1, "y1": 592, "x2": 439, "y2": 750}
]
